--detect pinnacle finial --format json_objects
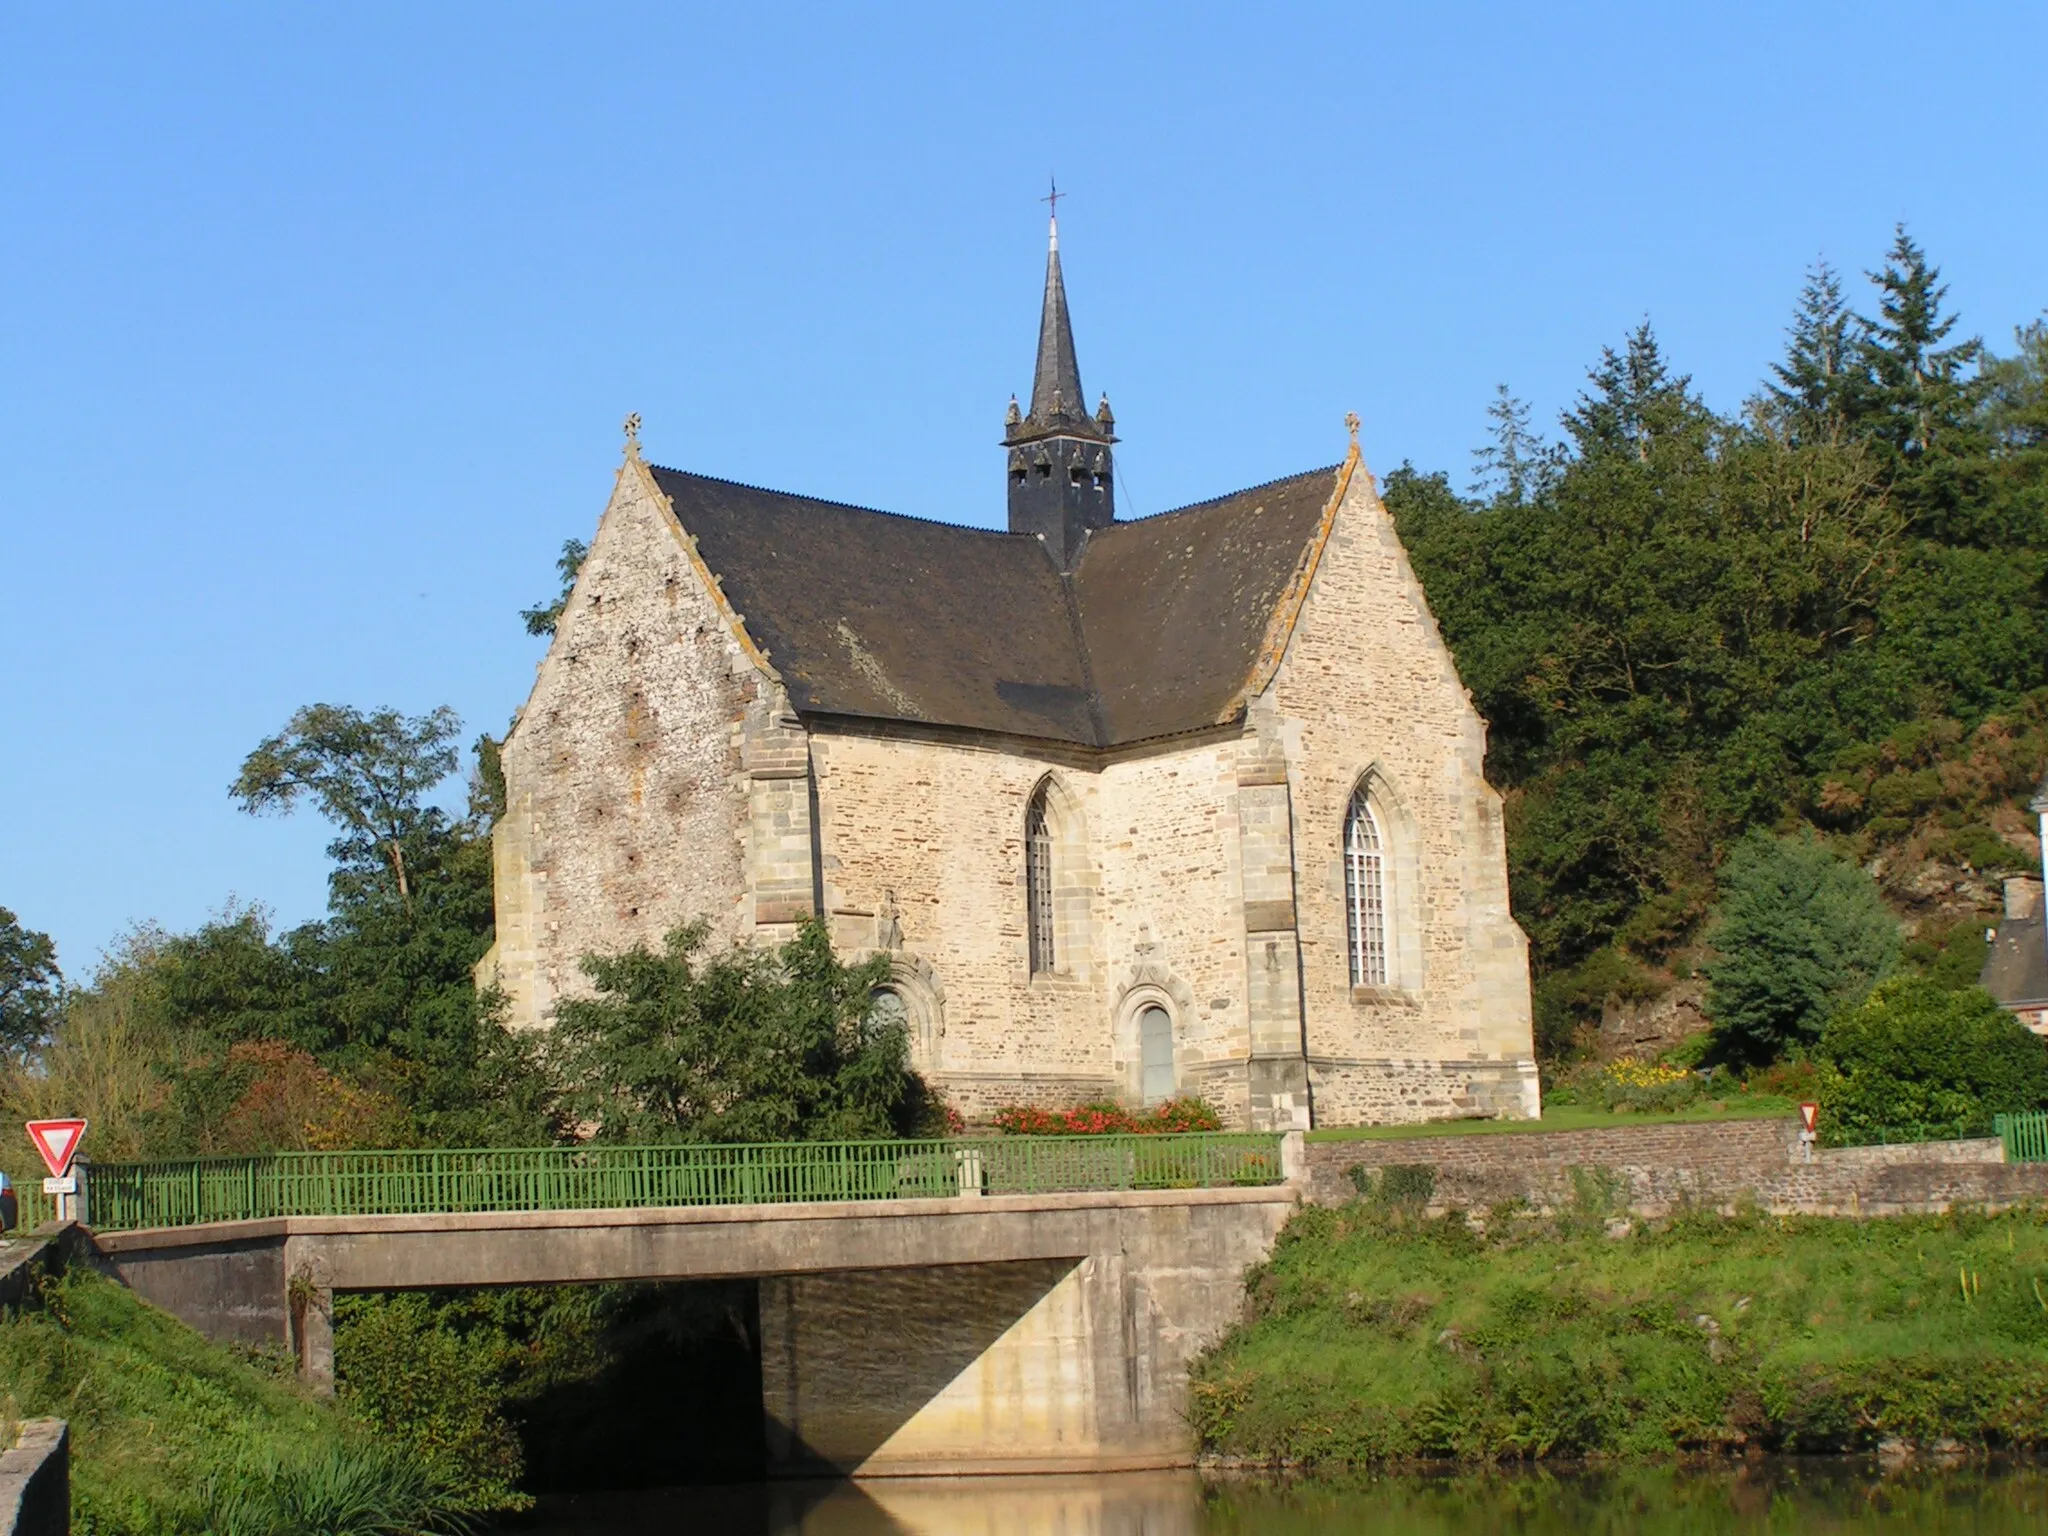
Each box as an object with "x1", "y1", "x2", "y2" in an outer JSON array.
[
  {"x1": 1345, "y1": 411, "x2": 1361, "y2": 451},
  {"x1": 623, "y1": 412, "x2": 643, "y2": 462}
]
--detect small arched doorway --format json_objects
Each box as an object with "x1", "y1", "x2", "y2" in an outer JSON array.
[{"x1": 1138, "y1": 1004, "x2": 1176, "y2": 1106}]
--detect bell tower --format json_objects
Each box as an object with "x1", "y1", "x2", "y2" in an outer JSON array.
[{"x1": 1003, "y1": 207, "x2": 1116, "y2": 571}]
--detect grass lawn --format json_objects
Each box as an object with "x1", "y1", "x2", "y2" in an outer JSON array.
[{"x1": 1307, "y1": 1098, "x2": 1796, "y2": 1144}]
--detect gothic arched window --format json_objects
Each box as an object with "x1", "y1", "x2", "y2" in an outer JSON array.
[
  {"x1": 1026, "y1": 786, "x2": 1056, "y2": 974},
  {"x1": 1344, "y1": 788, "x2": 1389, "y2": 987},
  {"x1": 1138, "y1": 1004, "x2": 1176, "y2": 1105}
]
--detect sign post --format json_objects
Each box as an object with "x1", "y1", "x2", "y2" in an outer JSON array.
[
  {"x1": 26, "y1": 1119, "x2": 88, "y2": 1223},
  {"x1": 1798, "y1": 1101, "x2": 1819, "y2": 1162}
]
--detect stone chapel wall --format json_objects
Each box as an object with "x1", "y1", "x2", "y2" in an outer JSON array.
[
  {"x1": 483, "y1": 462, "x2": 758, "y2": 1030},
  {"x1": 809, "y1": 727, "x2": 1259, "y2": 1124},
  {"x1": 1271, "y1": 467, "x2": 1539, "y2": 1123}
]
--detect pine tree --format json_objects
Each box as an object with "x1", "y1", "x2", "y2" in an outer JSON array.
[
  {"x1": 1471, "y1": 384, "x2": 1545, "y2": 504},
  {"x1": 1768, "y1": 259, "x2": 1853, "y2": 434},
  {"x1": 1562, "y1": 321, "x2": 1709, "y2": 462},
  {"x1": 1854, "y1": 225, "x2": 1981, "y2": 458}
]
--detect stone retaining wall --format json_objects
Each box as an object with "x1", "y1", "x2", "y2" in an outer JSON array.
[
  {"x1": 1305, "y1": 1117, "x2": 2048, "y2": 1216},
  {"x1": 0, "y1": 1421, "x2": 68, "y2": 1536}
]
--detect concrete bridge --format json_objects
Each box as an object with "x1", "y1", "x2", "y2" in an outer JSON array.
[{"x1": 83, "y1": 1136, "x2": 1303, "y2": 1477}]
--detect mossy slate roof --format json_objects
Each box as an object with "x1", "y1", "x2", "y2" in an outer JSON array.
[{"x1": 649, "y1": 464, "x2": 1343, "y2": 748}]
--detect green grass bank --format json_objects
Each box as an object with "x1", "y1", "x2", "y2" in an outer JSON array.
[
  {"x1": 1193, "y1": 1200, "x2": 2048, "y2": 1467},
  {"x1": 0, "y1": 1260, "x2": 476, "y2": 1536}
]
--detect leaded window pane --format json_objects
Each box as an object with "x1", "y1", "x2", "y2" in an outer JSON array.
[
  {"x1": 1027, "y1": 794, "x2": 1056, "y2": 974},
  {"x1": 1344, "y1": 791, "x2": 1388, "y2": 987}
]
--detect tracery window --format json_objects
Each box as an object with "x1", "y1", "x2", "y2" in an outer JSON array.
[
  {"x1": 1026, "y1": 787, "x2": 1056, "y2": 974},
  {"x1": 1344, "y1": 788, "x2": 1389, "y2": 987}
]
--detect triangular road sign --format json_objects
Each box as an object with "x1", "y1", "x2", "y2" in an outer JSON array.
[
  {"x1": 26, "y1": 1119, "x2": 87, "y2": 1179},
  {"x1": 1799, "y1": 1102, "x2": 1819, "y2": 1135}
]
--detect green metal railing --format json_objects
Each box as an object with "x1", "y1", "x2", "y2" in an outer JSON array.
[
  {"x1": 1996, "y1": 1111, "x2": 2048, "y2": 1163},
  {"x1": 75, "y1": 1133, "x2": 1285, "y2": 1233},
  {"x1": 1824, "y1": 1117, "x2": 1996, "y2": 1150}
]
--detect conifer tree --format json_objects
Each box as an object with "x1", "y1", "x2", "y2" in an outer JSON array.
[
  {"x1": 1562, "y1": 322, "x2": 1709, "y2": 462},
  {"x1": 1470, "y1": 384, "x2": 1545, "y2": 504},
  {"x1": 1854, "y1": 225, "x2": 1981, "y2": 458},
  {"x1": 1768, "y1": 259, "x2": 1853, "y2": 434}
]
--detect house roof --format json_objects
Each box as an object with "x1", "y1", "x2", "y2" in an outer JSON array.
[
  {"x1": 649, "y1": 462, "x2": 1344, "y2": 748},
  {"x1": 1983, "y1": 916, "x2": 2048, "y2": 1011}
]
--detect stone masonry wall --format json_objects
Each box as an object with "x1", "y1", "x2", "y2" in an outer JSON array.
[
  {"x1": 1273, "y1": 464, "x2": 1538, "y2": 1125},
  {"x1": 1305, "y1": 1119, "x2": 2048, "y2": 1216},
  {"x1": 483, "y1": 446, "x2": 1539, "y2": 1131},
  {"x1": 809, "y1": 726, "x2": 1257, "y2": 1124},
  {"x1": 482, "y1": 458, "x2": 761, "y2": 1029}
]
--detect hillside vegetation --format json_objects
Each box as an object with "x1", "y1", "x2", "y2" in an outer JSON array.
[
  {"x1": 1387, "y1": 233, "x2": 2048, "y2": 1053},
  {"x1": 0, "y1": 1259, "x2": 475, "y2": 1535},
  {"x1": 1194, "y1": 1199, "x2": 2048, "y2": 1467}
]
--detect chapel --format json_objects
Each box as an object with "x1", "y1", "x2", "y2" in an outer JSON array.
[{"x1": 477, "y1": 217, "x2": 1539, "y2": 1130}]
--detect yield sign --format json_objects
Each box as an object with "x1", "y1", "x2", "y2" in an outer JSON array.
[
  {"x1": 26, "y1": 1119, "x2": 87, "y2": 1179},
  {"x1": 1799, "y1": 1102, "x2": 1820, "y2": 1135}
]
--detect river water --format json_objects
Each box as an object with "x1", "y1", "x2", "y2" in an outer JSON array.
[{"x1": 518, "y1": 1462, "x2": 2048, "y2": 1535}]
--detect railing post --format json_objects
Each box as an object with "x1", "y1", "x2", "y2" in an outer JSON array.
[{"x1": 1281, "y1": 1130, "x2": 1306, "y2": 1191}]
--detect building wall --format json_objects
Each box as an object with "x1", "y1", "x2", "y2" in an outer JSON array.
[
  {"x1": 481, "y1": 449, "x2": 1538, "y2": 1129},
  {"x1": 810, "y1": 725, "x2": 1256, "y2": 1123},
  {"x1": 480, "y1": 457, "x2": 761, "y2": 1030},
  {"x1": 1270, "y1": 465, "x2": 1539, "y2": 1123}
]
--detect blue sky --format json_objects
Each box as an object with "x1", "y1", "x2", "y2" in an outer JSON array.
[{"x1": 4, "y1": 3, "x2": 2044, "y2": 974}]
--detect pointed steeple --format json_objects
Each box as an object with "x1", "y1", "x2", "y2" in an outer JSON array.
[
  {"x1": 1027, "y1": 216, "x2": 1092, "y2": 432},
  {"x1": 1004, "y1": 204, "x2": 1115, "y2": 569}
]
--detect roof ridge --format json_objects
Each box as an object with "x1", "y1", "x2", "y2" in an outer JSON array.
[
  {"x1": 1128, "y1": 464, "x2": 1346, "y2": 524},
  {"x1": 648, "y1": 464, "x2": 1026, "y2": 538}
]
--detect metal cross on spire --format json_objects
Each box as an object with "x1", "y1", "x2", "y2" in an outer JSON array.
[{"x1": 1042, "y1": 176, "x2": 1063, "y2": 219}]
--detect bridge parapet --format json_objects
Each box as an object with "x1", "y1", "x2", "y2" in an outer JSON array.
[{"x1": 80, "y1": 1133, "x2": 1286, "y2": 1232}]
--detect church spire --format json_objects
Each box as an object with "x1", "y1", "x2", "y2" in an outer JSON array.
[
  {"x1": 1027, "y1": 214, "x2": 1090, "y2": 431},
  {"x1": 1005, "y1": 193, "x2": 1115, "y2": 570}
]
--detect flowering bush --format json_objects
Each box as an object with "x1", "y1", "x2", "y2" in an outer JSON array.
[
  {"x1": 1595, "y1": 1057, "x2": 1697, "y2": 1113},
  {"x1": 1544, "y1": 1056, "x2": 1700, "y2": 1114},
  {"x1": 991, "y1": 1097, "x2": 1224, "y2": 1136}
]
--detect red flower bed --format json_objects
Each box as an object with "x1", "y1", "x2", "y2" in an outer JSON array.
[{"x1": 991, "y1": 1098, "x2": 1223, "y2": 1136}]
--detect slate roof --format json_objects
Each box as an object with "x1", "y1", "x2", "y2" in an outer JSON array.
[
  {"x1": 1983, "y1": 916, "x2": 2048, "y2": 1010},
  {"x1": 649, "y1": 463, "x2": 1344, "y2": 748}
]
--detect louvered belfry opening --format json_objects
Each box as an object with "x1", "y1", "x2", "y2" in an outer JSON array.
[
  {"x1": 1026, "y1": 789, "x2": 1056, "y2": 974},
  {"x1": 1344, "y1": 788, "x2": 1388, "y2": 987}
]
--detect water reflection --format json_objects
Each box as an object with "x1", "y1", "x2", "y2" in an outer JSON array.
[{"x1": 517, "y1": 1462, "x2": 2048, "y2": 1536}]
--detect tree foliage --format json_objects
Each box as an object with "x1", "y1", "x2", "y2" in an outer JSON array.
[
  {"x1": 1818, "y1": 978, "x2": 2048, "y2": 1139},
  {"x1": 231, "y1": 703, "x2": 462, "y2": 909},
  {"x1": 520, "y1": 539, "x2": 588, "y2": 639},
  {"x1": 1701, "y1": 831, "x2": 1900, "y2": 1064},
  {"x1": 1388, "y1": 228, "x2": 2048, "y2": 1057},
  {"x1": 0, "y1": 906, "x2": 61, "y2": 1060},
  {"x1": 549, "y1": 919, "x2": 931, "y2": 1143}
]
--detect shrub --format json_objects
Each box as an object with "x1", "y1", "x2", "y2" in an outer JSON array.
[
  {"x1": 333, "y1": 1294, "x2": 526, "y2": 1513},
  {"x1": 1703, "y1": 830, "x2": 1900, "y2": 1064},
  {"x1": 1816, "y1": 979, "x2": 2048, "y2": 1142},
  {"x1": 991, "y1": 1098, "x2": 1224, "y2": 1135},
  {"x1": 1541, "y1": 1057, "x2": 1699, "y2": 1113}
]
